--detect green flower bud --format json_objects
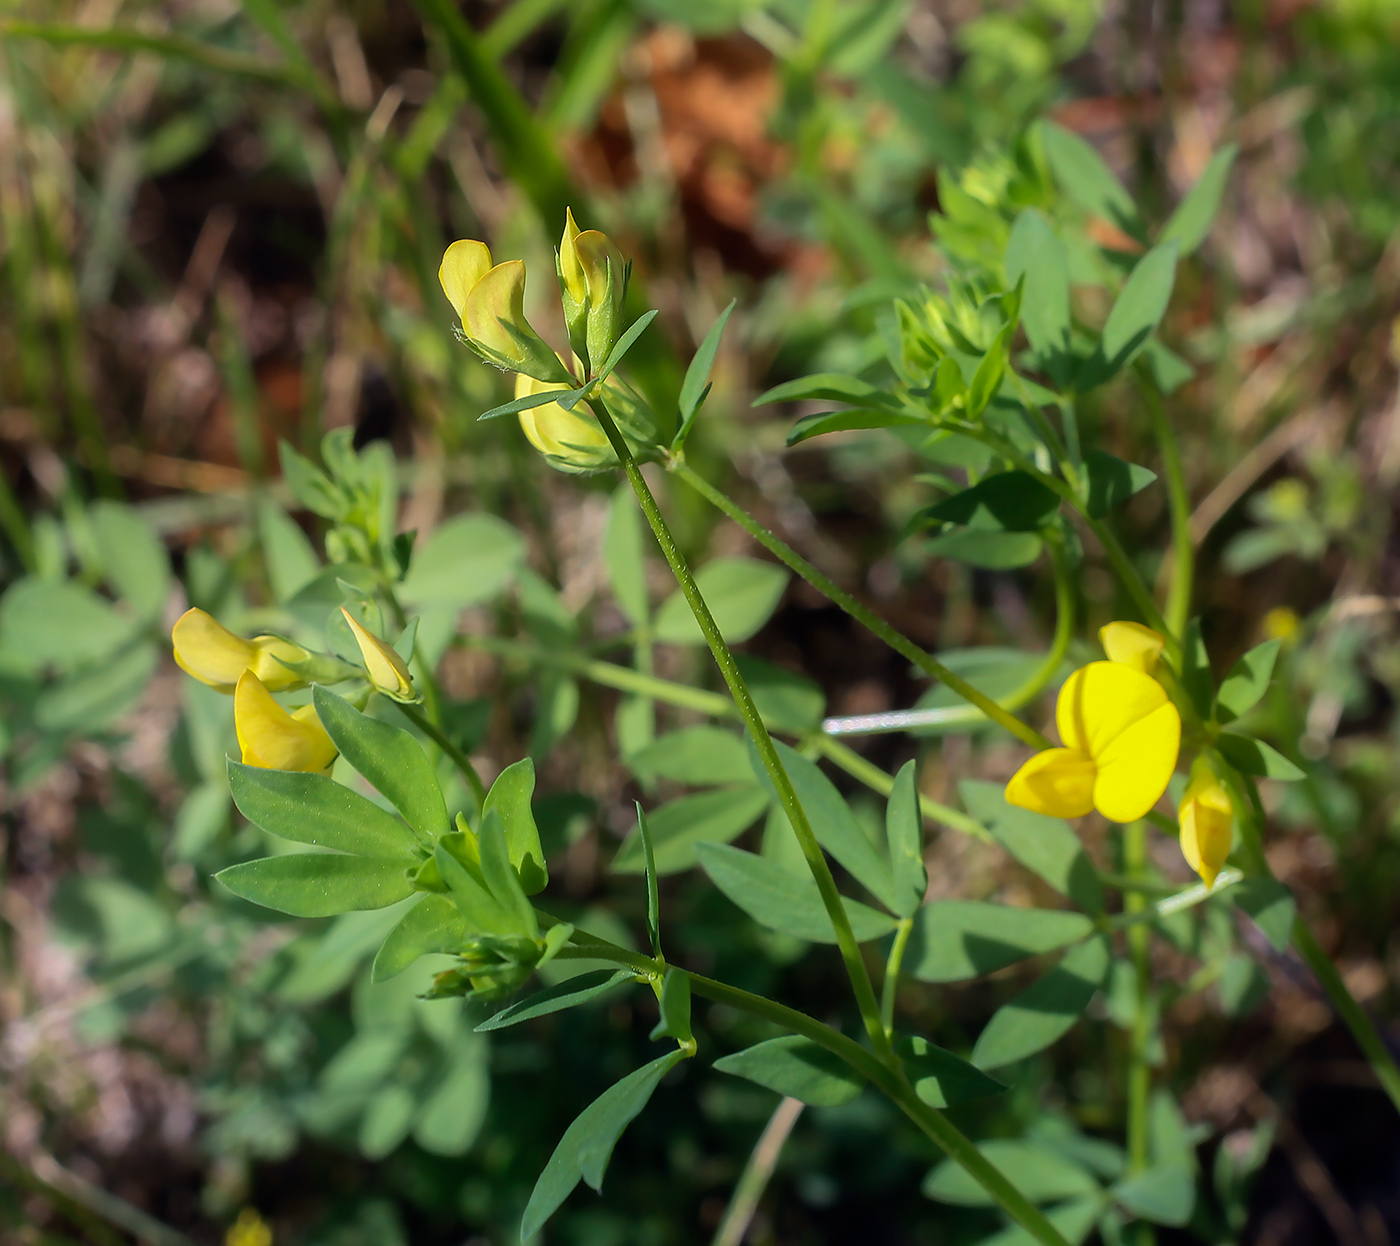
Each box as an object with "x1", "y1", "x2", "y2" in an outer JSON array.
[{"x1": 556, "y1": 208, "x2": 628, "y2": 376}]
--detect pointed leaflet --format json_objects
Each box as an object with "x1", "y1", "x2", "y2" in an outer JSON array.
[
  {"x1": 520, "y1": 1050, "x2": 686, "y2": 1241},
  {"x1": 313, "y1": 687, "x2": 448, "y2": 843},
  {"x1": 755, "y1": 373, "x2": 903, "y2": 411},
  {"x1": 786, "y1": 408, "x2": 925, "y2": 446},
  {"x1": 216, "y1": 854, "x2": 416, "y2": 917},
  {"x1": 1215, "y1": 639, "x2": 1280, "y2": 724},
  {"x1": 483, "y1": 758, "x2": 548, "y2": 894},
  {"x1": 897, "y1": 1036, "x2": 1006, "y2": 1107},
  {"x1": 605, "y1": 484, "x2": 649, "y2": 627},
  {"x1": 920, "y1": 471, "x2": 1060, "y2": 532},
  {"x1": 228, "y1": 762, "x2": 422, "y2": 860},
  {"x1": 1160, "y1": 144, "x2": 1237, "y2": 256},
  {"x1": 674, "y1": 299, "x2": 736, "y2": 449},
  {"x1": 1039, "y1": 120, "x2": 1142, "y2": 239},
  {"x1": 594, "y1": 309, "x2": 659, "y2": 384},
  {"x1": 477, "y1": 385, "x2": 593, "y2": 422},
  {"x1": 477, "y1": 810, "x2": 538, "y2": 938},
  {"x1": 1006, "y1": 210, "x2": 1071, "y2": 378},
  {"x1": 654, "y1": 558, "x2": 789, "y2": 646},
  {"x1": 611, "y1": 787, "x2": 770, "y2": 875},
  {"x1": 649, "y1": 969, "x2": 693, "y2": 1047},
  {"x1": 713, "y1": 1035, "x2": 864, "y2": 1107},
  {"x1": 372, "y1": 893, "x2": 469, "y2": 982},
  {"x1": 1078, "y1": 244, "x2": 1178, "y2": 388},
  {"x1": 1232, "y1": 877, "x2": 1296, "y2": 952},
  {"x1": 886, "y1": 761, "x2": 927, "y2": 918},
  {"x1": 635, "y1": 803, "x2": 661, "y2": 958},
  {"x1": 477, "y1": 969, "x2": 637, "y2": 1032},
  {"x1": 1215, "y1": 733, "x2": 1304, "y2": 780},
  {"x1": 905, "y1": 901, "x2": 1094, "y2": 982},
  {"x1": 435, "y1": 843, "x2": 517, "y2": 936},
  {"x1": 923, "y1": 1139, "x2": 1102, "y2": 1205},
  {"x1": 971, "y1": 936, "x2": 1110, "y2": 1069},
  {"x1": 749, "y1": 738, "x2": 899, "y2": 912},
  {"x1": 1082, "y1": 450, "x2": 1157, "y2": 518}
]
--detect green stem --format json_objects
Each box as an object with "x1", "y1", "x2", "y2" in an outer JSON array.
[
  {"x1": 1139, "y1": 369, "x2": 1193, "y2": 639},
  {"x1": 594, "y1": 403, "x2": 890, "y2": 1056},
  {"x1": 1218, "y1": 760, "x2": 1400, "y2": 1114},
  {"x1": 881, "y1": 916, "x2": 914, "y2": 1036},
  {"x1": 1123, "y1": 820, "x2": 1153, "y2": 1183},
  {"x1": 671, "y1": 461, "x2": 1050, "y2": 750},
  {"x1": 397, "y1": 702, "x2": 487, "y2": 813}
]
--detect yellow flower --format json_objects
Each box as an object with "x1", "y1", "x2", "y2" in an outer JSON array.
[
  {"x1": 340, "y1": 608, "x2": 416, "y2": 701},
  {"x1": 1006, "y1": 661, "x2": 1181, "y2": 823},
  {"x1": 172, "y1": 607, "x2": 308, "y2": 694},
  {"x1": 1263, "y1": 607, "x2": 1299, "y2": 643},
  {"x1": 1178, "y1": 759, "x2": 1233, "y2": 888},
  {"x1": 226, "y1": 1209, "x2": 272, "y2": 1246},
  {"x1": 1099, "y1": 620, "x2": 1165, "y2": 673},
  {"x1": 557, "y1": 207, "x2": 628, "y2": 373},
  {"x1": 438, "y1": 240, "x2": 571, "y2": 384},
  {"x1": 234, "y1": 671, "x2": 338, "y2": 773},
  {"x1": 515, "y1": 371, "x2": 616, "y2": 473}
]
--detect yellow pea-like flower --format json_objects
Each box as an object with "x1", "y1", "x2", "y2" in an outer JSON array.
[
  {"x1": 514, "y1": 371, "x2": 617, "y2": 473},
  {"x1": 1005, "y1": 660, "x2": 1181, "y2": 823},
  {"x1": 340, "y1": 608, "x2": 416, "y2": 702},
  {"x1": 438, "y1": 241, "x2": 572, "y2": 385},
  {"x1": 558, "y1": 207, "x2": 628, "y2": 373},
  {"x1": 172, "y1": 607, "x2": 308, "y2": 694},
  {"x1": 1099, "y1": 620, "x2": 1165, "y2": 673},
  {"x1": 1178, "y1": 760, "x2": 1233, "y2": 888},
  {"x1": 234, "y1": 671, "x2": 338, "y2": 773}
]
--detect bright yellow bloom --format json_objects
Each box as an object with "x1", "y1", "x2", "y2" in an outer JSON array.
[
  {"x1": 172, "y1": 607, "x2": 308, "y2": 694},
  {"x1": 234, "y1": 671, "x2": 338, "y2": 773},
  {"x1": 226, "y1": 1209, "x2": 272, "y2": 1246},
  {"x1": 1178, "y1": 759, "x2": 1233, "y2": 888},
  {"x1": 1006, "y1": 660, "x2": 1181, "y2": 823},
  {"x1": 1099, "y1": 620, "x2": 1165, "y2": 673},
  {"x1": 438, "y1": 240, "x2": 571, "y2": 384},
  {"x1": 514, "y1": 371, "x2": 616, "y2": 472},
  {"x1": 1263, "y1": 607, "x2": 1300, "y2": 643},
  {"x1": 557, "y1": 207, "x2": 627, "y2": 372},
  {"x1": 340, "y1": 608, "x2": 416, "y2": 701}
]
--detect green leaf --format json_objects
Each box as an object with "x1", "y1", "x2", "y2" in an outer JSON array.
[
  {"x1": 228, "y1": 762, "x2": 422, "y2": 859},
  {"x1": 905, "y1": 901, "x2": 1094, "y2": 983},
  {"x1": 483, "y1": 758, "x2": 548, "y2": 894},
  {"x1": 980, "y1": 1199, "x2": 1104, "y2": 1246},
  {"x1": 923, "y1": 1139, "x2": 1102, "y2": 1206},
  {"x1": 1160, "y1": 144, "x2": 1237, "y2": 256},
  {"x1": 595, "y1": 309, "x2": 658, "y2": 383},
  {"x1": 786, "y1": 407, "x2": 925, "y2": 446},
  {"x1": 1082, "y1": 450, "x2": 1158, "y2": 518},
  {"x1": 1216, "y1": 733, "x2": 1304, "y2": 780},
  {"x1": 371, "y1": 894, "x2": 468, "y2": 982},
  {"x1": 971, "y1": 935, "x2": 1110, "y2": 1069},
  {"x1": 886, "y1": 761, "x2": 927, "y2": 918},
  {"x1": 675, "y1": 298, "x2": 735, "y2": 447},
  {"x1": 1144, "y1": 338, "x2": 1195, "y2": 394},
  {"x1": 654, "y1": 557, "x2": 789, "y2": 646},
  {"x1": 636, "y1": 803, "x2": 661, "y2": 957},
  {"x1": 751, "y1": 740, "x2": 898, "y2": 911},
  {"x1": 696, "y1": 842, "x2": 898, "y2": 944},
  {"x1": 360, "y1": 1084, "x2": 417, "y2": 1160},
  {"x1": 477, "y1": 810, "x2": 538, "y2": 937},
  {"x1": 920, "y1": 471, "x2": 1060, "y2": 532},
  {"x1": 897, "y1": 1036, "x2": 1006, "y2": 1107},
  {"x1": 925, "y1": 529, "x2": 1042, "y2": 570},
  {"x1": 910, "y1": 648, "x2": 1051, "y2": 735},
  {"x1": 1079, "y1": 244, "x2": 1178, "y2": 388},
  {"x1": 414, "y1": 1035, "x2": 490, "y2": 1156},
  {"x1": 1215, "y1": 639, "x2": 1280, "y2": 724},
  {"x1": 435, "y1": 842, "x2": 517, "y2": 935},
  {"x1": 477, "y1": 384, "x2": 592, "y2": 422},
  {"x1": 256, "y1": 498, "x2": 320, "y2": 603},
  {"x1": 216, "y1": 854, "x2": 415, "y2": 917},
  {"x1": 966, "y1": 324, "x2": 1012, "y2": 418},
  {"x1": 1113, "y1": 1165, "x2": 1195, "y2": 1226},
  {"x1": 278, "y1": 441, "x2": 344, "y2": 519},
  {"x1": 605, "y1": 485, "x2": 649, "y2": 626},
  {"x1": 737, "y1": 656, "x2": 825, "y2": 733},
  {"x1": 627, "y1": 726, "x2": 752, "y2": 786},
  {"x1": 1179, "y1": 619, "x2": 1214, "y2": 720},
  {"x1": 755, "y1": 373, "x2": 902, "y2": 410},
  {"x1": 612, "y1": 786, "x2": 770, "y2": 875},
  {"x1": 713, "y1": 1035, "x2": 864, "y2": 1106},
  {"x1": 0, "y1": 578, "x2": 137, "y2": 672},
  {"x1": 649, "y1": 968, "x2": 693, "y2": 1045},
  {"x1": 35, "y1": 642, "x2": 159, "y2": 732},
  {"x1": 313, "y1": 687, "x2": 448, "y2": 841},
  {"x1": 477, "y1": 968, "x2": 637, "y2": 1031},
  {"x1": 398, "y1": 514, "x2": 525, "y2": 608},
  {"x1": 1232, "y1": 877, "x2": 1295, "y2": 953},
  {"x1": 961, "y1": 781, "x2": 1104, "y2": 912},
  {"x1": 521, "y1": 1050, "x2": 685, "y2": 1241},
  {"x1": 1006, "y1": 210, "x2": 1071, "y2": 378},
  {"x1": 90, "y1": 501, "x2": 170, "y2": 619},
  {"x1": 1040, "y1": 120, "x2": 1141, "y2": 237}
]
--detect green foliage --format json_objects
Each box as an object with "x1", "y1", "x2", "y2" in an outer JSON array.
[{"x1": 713, "y1": 1036, "x2": 865, "y2": 1106}]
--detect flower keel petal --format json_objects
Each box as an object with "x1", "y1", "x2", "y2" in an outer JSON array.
[{"x1": 1005, "y1": 748, "x2": 1098, "y2": 818}]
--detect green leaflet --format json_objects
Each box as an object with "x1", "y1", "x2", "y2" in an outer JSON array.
[
  {"x1": 216, "y1": 854, "x2": 416, "y2": 918},
  {"x1": 611, "y1": 786, "x2": 770, "y2": 875},
  {"x1": 477, "y1": 969, "x2": 637, "y2": 1032},
  {"x1": 713, "y1": 1035, "x2": 864, "y2": 1107},
  {"x1": 654, "y1": 557, "x2": 789, "y2": 645},
  {"x1": 905, "y1": 901, "x2": 1094, "y2": 982},
  {"x1": 371, "y1": 893, "x2": 469, "y2": 982},
  {"x1": 482, "y1": 758, "x2": 548, "y2": 894}
]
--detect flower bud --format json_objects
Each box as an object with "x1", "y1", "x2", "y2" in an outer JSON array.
[
  {"x1": 557, "y1": 208, "x2": 628, "y2": 375},
  {"x1": 172, "y1": 607, "x2": 309, "y2": 693},
  {"x1": 1178, "y1": 759, "x2": 1233, "y2": 888},
  {"x1": 1100, "y1": 620, "x2": 1165, "y2": 674},
  {"x1": 234, "y1": 671, "x2": 339, "y2": 773},
  {"x1": 340, "y1": 608, "x2": 417, "y2": 702},
  {"x1": 515, "y1": 371, "x2": 618, "y2": 474}
]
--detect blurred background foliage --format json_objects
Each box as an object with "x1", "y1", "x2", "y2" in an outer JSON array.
[{"x1": 1, "y1": 0, "x2": 1400, "y2": 1243}]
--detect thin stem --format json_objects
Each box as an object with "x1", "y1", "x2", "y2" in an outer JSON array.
[
  {"x1": 1123, "y1": 819, "x2": 1153, "y2": 1184},
  {"x1": 397, "y1": 702, "x2": 487, "y2": 812},
  {"x1": 1218, "y1": 760, "x2": 1400, "y2": 1113},
  {"x1": 671, "y1": 461, "x2": 1050, "y2": 750},
  {"x1": 1139, "y1": 369, "x2": 1193, "y2": 638},
  {"x1": 711, "y1": 1097, "x2": 804, "y2": 1246},
  {"x1": 592, "y1": 401, "x2": 890, "y2": 1056},
  {"x1": 881, "y1": 916, "x2": 914, "y2": 1036}
]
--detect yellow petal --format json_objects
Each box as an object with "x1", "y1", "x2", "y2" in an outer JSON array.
[
  {"x1": 249, "y1": 635, "x2": 311, "y2": 692},
  {"x1": 1092, "y1": 700, "x2": 1181, "y2": 822},
  {"x1": 1099, "y1": 621, "x2": 1165, "y2": 673},
  {"x1": 1178, "y1": 765, "x2": 1233, "y2": 887},
  {"x1": 515, "y1": 371, "x2": 615, "y2": 469},
  {"x1": 340, "y1": 608, "x2": 415, "y2": 699},
  {"x1": 172, "y1": 607, "x2": 257, "y2": 692},
  {"x1": 438, "y1": 239, "x2": 492, "y2": 319},
  {"x1": 1005, "y1": 748, "x2": 1097, "y2": 818},
  {"x1": 557, "y1": 207, "x2": 586, "y2": 306},
  {"x1": 234, "y1": 671, "x2": 338, "y2": 773},
  {"x1": 464, "y1": 260, "x2": 534, "y2": 358},
  {"x1": 1056, "y1": 661, "x2": 1170, "y2": 758}
]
